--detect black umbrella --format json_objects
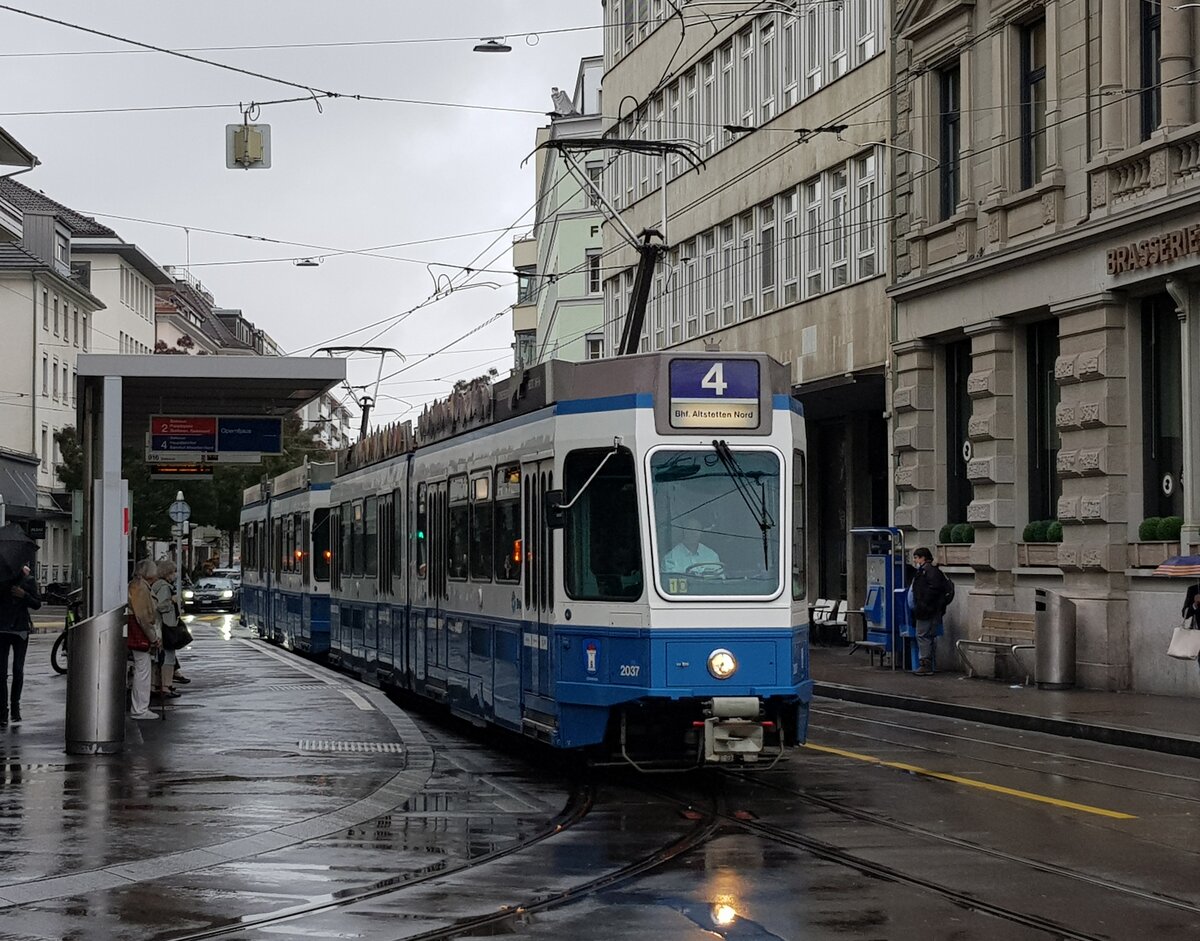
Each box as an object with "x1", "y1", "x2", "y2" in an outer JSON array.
[{"x1": 0, "y1": 523, "x2": 38, "y2": 586}]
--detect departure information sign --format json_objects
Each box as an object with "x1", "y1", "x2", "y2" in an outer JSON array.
[
  {"x1": 668, "y1": 359, "x2": 760, "y2": 429},
  {"x1": 150, "y1": 416, "x2": 283, "y2": 456}
]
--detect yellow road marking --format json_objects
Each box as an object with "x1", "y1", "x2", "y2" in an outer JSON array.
[{"x1": 804, "y1": 742, "x2": 1137, "y2": 820}]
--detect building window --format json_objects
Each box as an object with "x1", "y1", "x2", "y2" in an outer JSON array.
[
  {"x1": 62, "y1": 364, "x2": 68, "y2": 402},
  {"x1": 516, "y1": 266, "x2": 537, "y2": 305},
  {"x1": 782, "y1": 12, "x2": 799, "y2": 108},
  {"x1": 53, "y1": 297, "x2": 59, "y2": 335},
  {"x1": 41, "y1": 354, "x2": 48, "y2": 395},
  {"x1": 82, "y1": 313, "x2": 88, "y2": 350},
  {"x1": 738, "y1": 211, "x2": 755, "y2": 319},
  {"x1": 586, "y1": 250, "x2": 602, "y2": 294},
  {"x1": 803, "y1": 178, "x2": 823, "y2": 296},
  {"x1": 40, "y1": 426, "x2": 47, "y2": 470},
  {"x1": 1027, "y1": 320, "x2": 1061, "y2": 523},
  {"x1": 720, "y1": 222, "x2": 736, "y2": 325},
  {"x1": 586, "y1": 335, "x2": 604, "y2": 360},
  {"x1": 1143, "y1": 296, "x2": 1183, "y2": 518},
  {"x1": 514, "y1": 330, "x2": 536, "y2": 370},
  {"x1": 52, "y1": 359, "x2": 59, "y2": 399},
  {"x1": 719, "y1": 42, "x2": 735, "y2": 143},
  {"x1": 55, "y1": 233, "x2": 69, "y2": 266},
  {"x1": 854, "y1": 0, "x2": 877, "y2": 64},
  {"x1": 1019, "y1": 19, "x2": 1047, "y2": 191},
  {"x1": 781, "y1": 190, "x2": 799, "y2": 305},
  {"x1": 701, "y1": 232, "x2": 717, "y2": 331},
  {"x1": 938, "y1": 63, "x2": 962, "y2": 221},
  {"x1": 585, "y1": 161, "x2": 604, "y2": 207},
  {"x1": 41, "y1": 290, "x2": 48, "y2": 329},
  {"x1": 854, "y1": 152, "x2": 878, "y2": 278},
  {"x1": 759, "y1": 19, "x2": 776, "y2": 123},
  {"x1": 1140, "y1": 0, "x2": 1161, "y2": 141},
  {"x1": 803, "y1": 3, "x2": 823, "y2": 95},
  {"x1": 946, "y1": 340, "x2": 973, "y2": 527},
  {"x1": 829, "y1": 167, "x2": 849, "y2": 288},
  {"x1": 701, "y1": 57, "x2": 716, "y2": 155},
  {"x1": 828, "y1": 0, "x2": 848, "y2": 80},
  {"x1": 760, "y1": 202, "x2": 776, "y2": 313}
]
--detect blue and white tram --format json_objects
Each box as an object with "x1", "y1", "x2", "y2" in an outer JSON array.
[
  {"x1": 328, "y1": 351, "x2": 811, "y2": 766},
  {"x1": 239, "y1": 463, "x2": 334, "y2": 654},
  {"x1": 240, "y1": 483, "x2": 270, "y2": 638}
]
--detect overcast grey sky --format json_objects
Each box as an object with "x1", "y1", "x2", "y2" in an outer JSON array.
[{"x1": 0, "y1": 1, "x2": 600, "y2": 427}]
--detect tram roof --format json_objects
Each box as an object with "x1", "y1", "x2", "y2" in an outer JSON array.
[{"x1": 76, "y1": 354, "x2": 346, "y2": 449}]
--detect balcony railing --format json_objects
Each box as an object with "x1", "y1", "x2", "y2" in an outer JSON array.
[{"x1": 1090, "y1": 123, "x2": 1200, "y2": 214}]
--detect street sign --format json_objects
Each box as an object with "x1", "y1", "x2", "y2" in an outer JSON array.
[
  {"x1": 168, "y1": 499, "x2": 191, "y2": 524},
  {"x1": 217, "y1": 417, "x2": 283, "y2": 454}
]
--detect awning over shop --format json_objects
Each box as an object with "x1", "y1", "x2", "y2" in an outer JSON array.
[{"x1": 0, "y1": 449, "x2": 39, "y2": 519}]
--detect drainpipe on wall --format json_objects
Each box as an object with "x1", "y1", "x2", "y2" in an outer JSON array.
[
  {"x1": 29, "y1": 273, "x2": 37, "y2": 459},
  {"x1": 1166, "y1": 278, "x2": 1198, "y2": 555}
]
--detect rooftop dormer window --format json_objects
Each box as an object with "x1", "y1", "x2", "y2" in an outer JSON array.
[{"x1": 55, "y1": 232, "x2": 69, "y2": 266}]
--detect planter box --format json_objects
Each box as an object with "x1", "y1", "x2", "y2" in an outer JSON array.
[
  {"x1": 1016, "y1": 542, "x2": 1061, "y2": 567},
  {"x1": 1128, "y1": 541, "x2": 1176, "y2": 568},
  {"x1": 936, "y1": 543, "x2": 973, "y2": 566}
]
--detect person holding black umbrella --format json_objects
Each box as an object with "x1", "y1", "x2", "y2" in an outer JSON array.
[{"x1": 0, "y1": 561, "x2": 40, "y2": 727}]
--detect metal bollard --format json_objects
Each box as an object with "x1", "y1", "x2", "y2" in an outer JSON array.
[
  {"x1": 65, "y1": 606, "x2": 128, "y2": 755},
  {"x1": 1034, "y1": 589, "x2": 1077, "y2": 690}
]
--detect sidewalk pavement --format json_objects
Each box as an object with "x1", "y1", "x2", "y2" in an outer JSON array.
[
  {"x1": 811, "y1": 644, "x2": 1200, "y2": 759},
  {"x1": 0, "y1": 617, "x2": 436, "y2": 917}
]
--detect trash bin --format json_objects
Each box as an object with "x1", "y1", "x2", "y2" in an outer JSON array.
[
  {"x1": 1034, "y1": 589, "x2": 1076, "y2": 690},
  {"x1": 65, "y1": 606, "x2": 128, "y2": 755}
]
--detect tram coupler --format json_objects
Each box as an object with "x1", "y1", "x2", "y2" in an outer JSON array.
[{"x1": 700, "y1": 697, "x2": 766, "y2": 763}]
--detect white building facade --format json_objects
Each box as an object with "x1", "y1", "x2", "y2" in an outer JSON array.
[{"x1": 599, "y1": 0, "x2": 892, "y2": 604}]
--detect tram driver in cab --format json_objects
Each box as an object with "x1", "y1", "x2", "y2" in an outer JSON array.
[{"x1": 662, "y1": 515, "x2": 723, "y2": 575}]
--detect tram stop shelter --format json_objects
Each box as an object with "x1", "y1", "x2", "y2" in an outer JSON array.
[{"x1": 69, "y1": 354, "x2": 345, "y2": 754}]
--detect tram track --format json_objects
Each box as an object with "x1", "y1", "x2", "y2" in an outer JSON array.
[
  {"x1": 812, "y1": 705, "x2": 1200, "y2": 804},
  {"x1": 168, "y1": 780, "x2": 721, "y2": 941},
  {"x1": 168, "y1": 781, "x2": 598, "y2": 941}
]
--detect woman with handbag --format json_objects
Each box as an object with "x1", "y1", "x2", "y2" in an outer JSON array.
[
  {"x1": 1168, "y1": 591, "x2": 1200, "y2": 669},
  {"x1": 127, "y1": 560, "x2": 161, "y2": 720},
  {"x1": 151, "y1": 560, "x2": 191, "y2": 699}
]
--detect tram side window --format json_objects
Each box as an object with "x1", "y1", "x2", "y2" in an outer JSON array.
[
  {"x1": 339, "y1": 502, "x2": 352, "y2": 579},
  {"x1": 301, "y1": 514, "x2": 311, "y2": 587},
  {"x1": 364, "y1": 495, "x2": 379, "y2": 578},
  {"x1": 351, "y1": 501, "x2": 365, "y2": 576},
  {"x1": 313, "y1": 509, "x2": 331, "y2": 582},
  {"x1": 391, "y1": 488, "x2": 404, "y2": 579},
  {"x1": 448, "y1": 475, "x2": 469, "y2": 580},
  {"x1": 469, "y1": 473, "x2": 493, "y2": 581},
  {"x1": 256, "y1": 521, "x2": 265, "y2": 576},
  {"x1": 416, "y1": 483, "x2": 427, "y2": 577},
  {"x1": 494, "y1": 466, "x2": 521, "y2": 582},
  {"x1": 288, "y1": 515, "x2": 298, "y2": 574},
  {"x1": 563, "y1": 447, "x2": 643, "y2": 601},
  {"x1": 273, "y1": 518, "x2": 283, "y2": 580},
  {"x1": 792, "y1": 450, "x2": 806, "y2": 600}
]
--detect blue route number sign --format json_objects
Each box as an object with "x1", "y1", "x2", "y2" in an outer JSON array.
[{"x1": 668, "y1": 359, "x2": 760, "y2": 429}]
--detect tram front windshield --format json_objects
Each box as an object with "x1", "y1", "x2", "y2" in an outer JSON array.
[{"x1": 650, "y1": 447, "x2": 781, "y2": 598}]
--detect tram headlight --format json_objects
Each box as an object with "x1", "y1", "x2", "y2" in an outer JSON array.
[{"x1": 707, "y1": 648, "x2": 737, "y2": 680}]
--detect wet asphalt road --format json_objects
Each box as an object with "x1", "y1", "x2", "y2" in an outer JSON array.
[{"x1": 1, "y1": 618, "x2": 1198, "y2": 940}]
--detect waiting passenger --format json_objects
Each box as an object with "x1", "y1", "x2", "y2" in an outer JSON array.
[{"x1": 662, "y1": 516, "x2": 722, "y2": 574}]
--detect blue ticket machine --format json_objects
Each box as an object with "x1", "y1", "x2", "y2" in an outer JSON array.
[{"x1": 851, "y1": 527, "x2": 911, "y2": 668}]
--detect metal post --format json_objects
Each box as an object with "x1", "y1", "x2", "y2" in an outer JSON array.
[
  {"x1": 0, "y1": 492, "x2": 6, "y2": 527},
  {"x1": 69, "y1": 374, "x2": 126, "y2": 754}
]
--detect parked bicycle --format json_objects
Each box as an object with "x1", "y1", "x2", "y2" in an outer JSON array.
[{"x1": 50, "y1": 588, "x2": 84, "y2": 675}]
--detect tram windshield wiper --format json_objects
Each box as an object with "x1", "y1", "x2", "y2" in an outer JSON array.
[{"x1": 711, "y1": 439, "x2": 775, "y2": 568}]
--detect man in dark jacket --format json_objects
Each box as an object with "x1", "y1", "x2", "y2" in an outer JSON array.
[
  {"x1": 0, "y1": 564, "x2": 41, "y2": 725},
  {"x1": 910, "y1": 547, "x2": 949, "y2": 676}
]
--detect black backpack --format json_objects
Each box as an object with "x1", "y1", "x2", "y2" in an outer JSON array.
[{"x1": 940, "y1": 572, "x2": 955, "y2": 611}]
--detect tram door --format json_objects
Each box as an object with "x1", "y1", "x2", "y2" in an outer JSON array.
[{"x1": 521, "y1": 458, "x2": 554, "y2": 703}]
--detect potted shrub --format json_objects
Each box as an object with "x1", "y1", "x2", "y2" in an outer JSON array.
[
  {"x1": 1016, "y1": 519, "x2": 1062, "y2": 567},
  {"x1": 937, "y1": 523, "x2": 974, "y2": 566},
  {"x1": 1129, "y1": 516, "x2": 1182, "y2": 567}
]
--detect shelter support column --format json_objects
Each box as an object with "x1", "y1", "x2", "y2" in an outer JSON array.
[
  {"x1": 1052, "y1": 294, "x2": 1130, "y2": 691},
  {"x1": 965, "y1": 320, "x2": 1016, "y2": 617},
  {"x1": 97, "y1": 376, "x2": 125, "y2": 612}
]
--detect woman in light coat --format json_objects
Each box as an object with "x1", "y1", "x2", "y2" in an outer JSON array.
[
  {"x1": 152, "y1": 560, "x2": 182, "y2": 698},
  {"x1": 127, "y1": 559, "x2": 161, "y2": 719}
]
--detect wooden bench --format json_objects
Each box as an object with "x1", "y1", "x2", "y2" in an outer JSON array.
[{"x1": 956, "y1": 610, "x2": 1036, "y2": 684}]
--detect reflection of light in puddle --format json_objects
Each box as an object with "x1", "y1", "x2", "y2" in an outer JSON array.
[{"x1": 711, "y1": 902, "x2": 738, "y2": 927}]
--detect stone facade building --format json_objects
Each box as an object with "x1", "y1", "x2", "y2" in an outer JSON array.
[{"x1": 889, "y1": 0, "x2": 1199, "y2": 692}]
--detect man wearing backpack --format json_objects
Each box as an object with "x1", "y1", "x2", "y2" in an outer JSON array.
[{"x1": 910, "y1": 547, "x2": 952, "y2": 676}]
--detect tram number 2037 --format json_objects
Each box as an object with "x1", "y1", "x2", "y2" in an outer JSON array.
[{"x1": 619, "y1": 664, "x2": 641, "y2": 678}]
